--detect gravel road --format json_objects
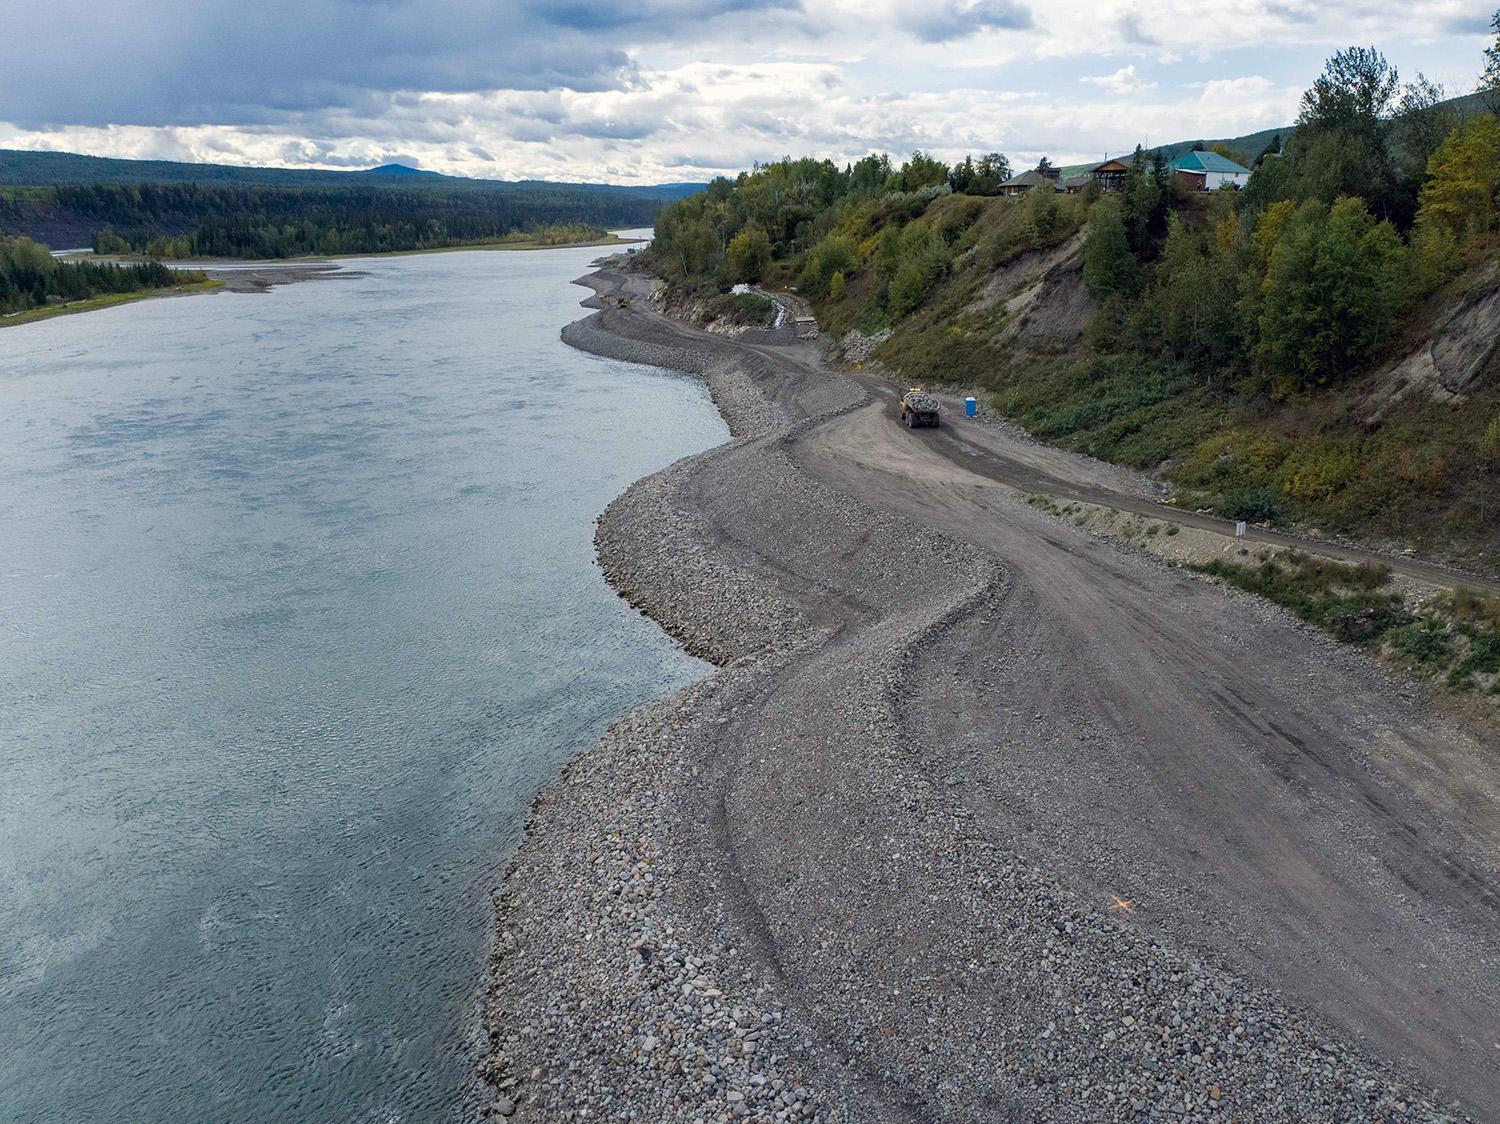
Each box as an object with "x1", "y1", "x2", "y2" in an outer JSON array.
[{"x1": 480, "y1": 268, "x2": 1500, "y2": 1123}]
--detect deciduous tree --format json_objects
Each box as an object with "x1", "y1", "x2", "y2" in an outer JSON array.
[
  {"x1": 1417, "y1": 113, "x2": 1500, "y2": 243},
  {"x1": 1255, "y1": 197, "x2": 1410, "y2": 393},
  {"x1": 726, "y1": 226, "x2": 772, "y2": 283},
  {"x1": 1083, "y1": 199, "x2": 1140, "y2": 301}
]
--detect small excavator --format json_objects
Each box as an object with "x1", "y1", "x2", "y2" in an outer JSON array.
[{"x1": 898, "y1": 387, "x2": 941, "y2": 428}]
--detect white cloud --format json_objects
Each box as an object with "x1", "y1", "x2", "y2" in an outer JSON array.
[
  {"x1": 0, "y1": 0, "x2": 1485, "y2": 183},
  {"x1": 1080, "y1": 65, "x2": 1157, "y2": 95}
]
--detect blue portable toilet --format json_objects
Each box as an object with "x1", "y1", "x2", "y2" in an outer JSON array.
[{"x1": 964, "y1": 396, "x2": 977, "y2": 418}]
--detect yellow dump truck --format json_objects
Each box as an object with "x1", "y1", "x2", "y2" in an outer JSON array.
[{"x1": 899, "y1": 387, "x2": 941, "y2": 428}]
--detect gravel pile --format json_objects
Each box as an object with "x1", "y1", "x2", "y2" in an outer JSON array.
[
  {"x1": 838, "y1": 329, "x2": 891, "y2": 364},
  {"x1": 480, "y1": 277, "x2": 1473, "y2": 1122}
]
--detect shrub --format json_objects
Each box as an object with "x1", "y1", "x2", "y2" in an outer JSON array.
[
  {"x1": 1193, "y1": 555, "x2": 1408, "y2": 646},
  {"x1": 798, "y1": 234, "x2": 859, "y2": 297},
  {"x1": 1449, "y1": 630, "x2": 1500, "y2": 686},
  {"x1": 1437, "y1": 586, "x2": 1500, "y2": 629},
  {"x1": 886, "y1": 227, "x2": 951, "y2": 316},
  {"x1": 1390, "y1": 618, "x2": 1455, "y2": 667},
  {"x1": 1220, "y1": 486, "x2": 1282, "y2": 522},
  {"x1": 705, "y1": 291, "x2": 775, "y2": 326},
  {"x1": 1278, "y1": 441, "x2": 1360, "y2": 501}
]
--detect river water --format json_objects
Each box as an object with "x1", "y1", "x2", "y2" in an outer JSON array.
[{"x1": 0, "y1": 242, "x2": 725, "y2": 1122}]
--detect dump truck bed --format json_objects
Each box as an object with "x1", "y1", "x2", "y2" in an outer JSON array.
[{"x1": 899, "y1": 390, "x2": 942, "y2": 428}]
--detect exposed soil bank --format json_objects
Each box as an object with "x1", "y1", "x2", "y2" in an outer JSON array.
[{"x1": 480, "y1": 267, "x2": 1500, "y2": 1122}]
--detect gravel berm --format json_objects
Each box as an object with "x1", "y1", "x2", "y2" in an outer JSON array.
[{"x1": 478, "y1": 268, "x2": 1499, "y2": 1122}]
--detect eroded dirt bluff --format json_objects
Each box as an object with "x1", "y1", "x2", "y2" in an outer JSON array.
[{"x1": 480, "y1": 266, "x2": 1500, "y2": 1123}]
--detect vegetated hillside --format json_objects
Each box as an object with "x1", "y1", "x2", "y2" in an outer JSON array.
[
  {"x1": 645, "y1": 46, "x2": 1500, "y2": 576},
  {"x1": 0, "y1": 148, "x2": 705, "y2": 199},
  {"x1": 0, "y1": 181, "x2": 662, "y2": 258}
]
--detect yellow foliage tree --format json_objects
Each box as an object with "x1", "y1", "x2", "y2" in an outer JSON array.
[
  {"x1": 1250, "y1": 199, "x2": 1296, "y2": 272},
  {"x1": 1417, "y1": 114, "x2": 1500, "y2": 242}
]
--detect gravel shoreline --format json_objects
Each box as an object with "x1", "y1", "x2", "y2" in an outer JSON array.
[{"x1": 479, "y1": 275, "x2": 1474, "y2": 1122}]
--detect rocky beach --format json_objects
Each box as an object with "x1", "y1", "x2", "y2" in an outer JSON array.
[{"x1": 479, "y1": 267, "x2": 1499, "y2": 1123}]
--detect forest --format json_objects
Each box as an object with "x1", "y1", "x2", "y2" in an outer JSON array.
[
  {"x1": 643, "y1": 23, "x2": 1500, "y2": 568},
  {"x1": 0, "y1": 181, "x2": 664, "y2": 259},
  {"x1": 0, "y1": 236, "x2": 198, "y2": 316}
]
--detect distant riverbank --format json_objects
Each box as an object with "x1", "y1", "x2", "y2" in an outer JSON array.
[
  {"x1": 57, "y1": 231, "x2": 645, "y2": 268},
  {"x1": 5, "y1": 232, "x2": 647, "y2": 330},
  {"x1": 0, "y1": 279, "x2": 223, "y2": 331}
]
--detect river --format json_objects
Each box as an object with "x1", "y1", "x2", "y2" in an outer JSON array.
[{"x1": 0, "y1": 241, "x2": 726, "y2": 1122}]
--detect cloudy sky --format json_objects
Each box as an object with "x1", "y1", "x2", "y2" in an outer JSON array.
[{"x1": 1, "y1": 0, "x2": 1494, "y2": 184}]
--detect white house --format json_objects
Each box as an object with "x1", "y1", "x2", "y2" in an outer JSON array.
[{"x1": 1168, "y1": 150, "x2": 1252, "y2": 190}]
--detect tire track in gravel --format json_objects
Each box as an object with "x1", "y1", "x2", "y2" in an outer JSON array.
[{"x1": 792, "y1": 393, "x2": 1500, "y2": 1120}]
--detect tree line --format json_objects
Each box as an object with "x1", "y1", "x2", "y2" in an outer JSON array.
[
  {"x1": 0, "y1": 181, "x2": 661, "y2": 259},
  {"x1": 0, "y1": 236, "x2": 195, "y2": 315}
]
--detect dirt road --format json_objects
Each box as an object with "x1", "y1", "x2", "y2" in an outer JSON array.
[
  {"x1": 487, "y1": 270, "x2": 1500, "y2": 1121},
  {"x1": 797, "y1": 397, "x2": 1500, "y2": 1112}
]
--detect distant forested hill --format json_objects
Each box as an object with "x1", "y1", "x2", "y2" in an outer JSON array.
[
  {"x1": 0, "y1": 149, "x2": 705, "y2": 199},
  {"x1": 0, "y1": 151, "x2": 709, "y2": 256},
  {"x1": 0, "y1": 149, "x2": 705, "y2": 256}
]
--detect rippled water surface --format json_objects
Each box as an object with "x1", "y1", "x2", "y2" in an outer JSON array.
[{"x1": 0, "y1": 243, "x2": 725, "y2": 1122}]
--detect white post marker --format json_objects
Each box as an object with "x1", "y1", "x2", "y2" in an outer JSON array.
[{"x1": 1235, "y1": 521, "x2": 1247, "y2": 538}]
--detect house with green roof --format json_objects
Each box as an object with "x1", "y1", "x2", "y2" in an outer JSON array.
[{"x1": 1168, "y1": 150, "x2": 1253, "y2": 191}]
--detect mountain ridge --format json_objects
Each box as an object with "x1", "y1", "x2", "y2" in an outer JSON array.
[{"x1": 0, "y1": 148, "x2": 705, "y2": 200}]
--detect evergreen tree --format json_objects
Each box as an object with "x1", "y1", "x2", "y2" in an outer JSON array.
[{"x1": 1120, "y1": 146, "x2": 1164, "y2": 251}]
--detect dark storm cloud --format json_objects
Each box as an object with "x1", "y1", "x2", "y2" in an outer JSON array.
[
  {"x1": 0, "y1": 0, "x2": 801, "y2": 129},
  {"x1": 899, "y1": 0, "x2": 1033, "y2": 44}
]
